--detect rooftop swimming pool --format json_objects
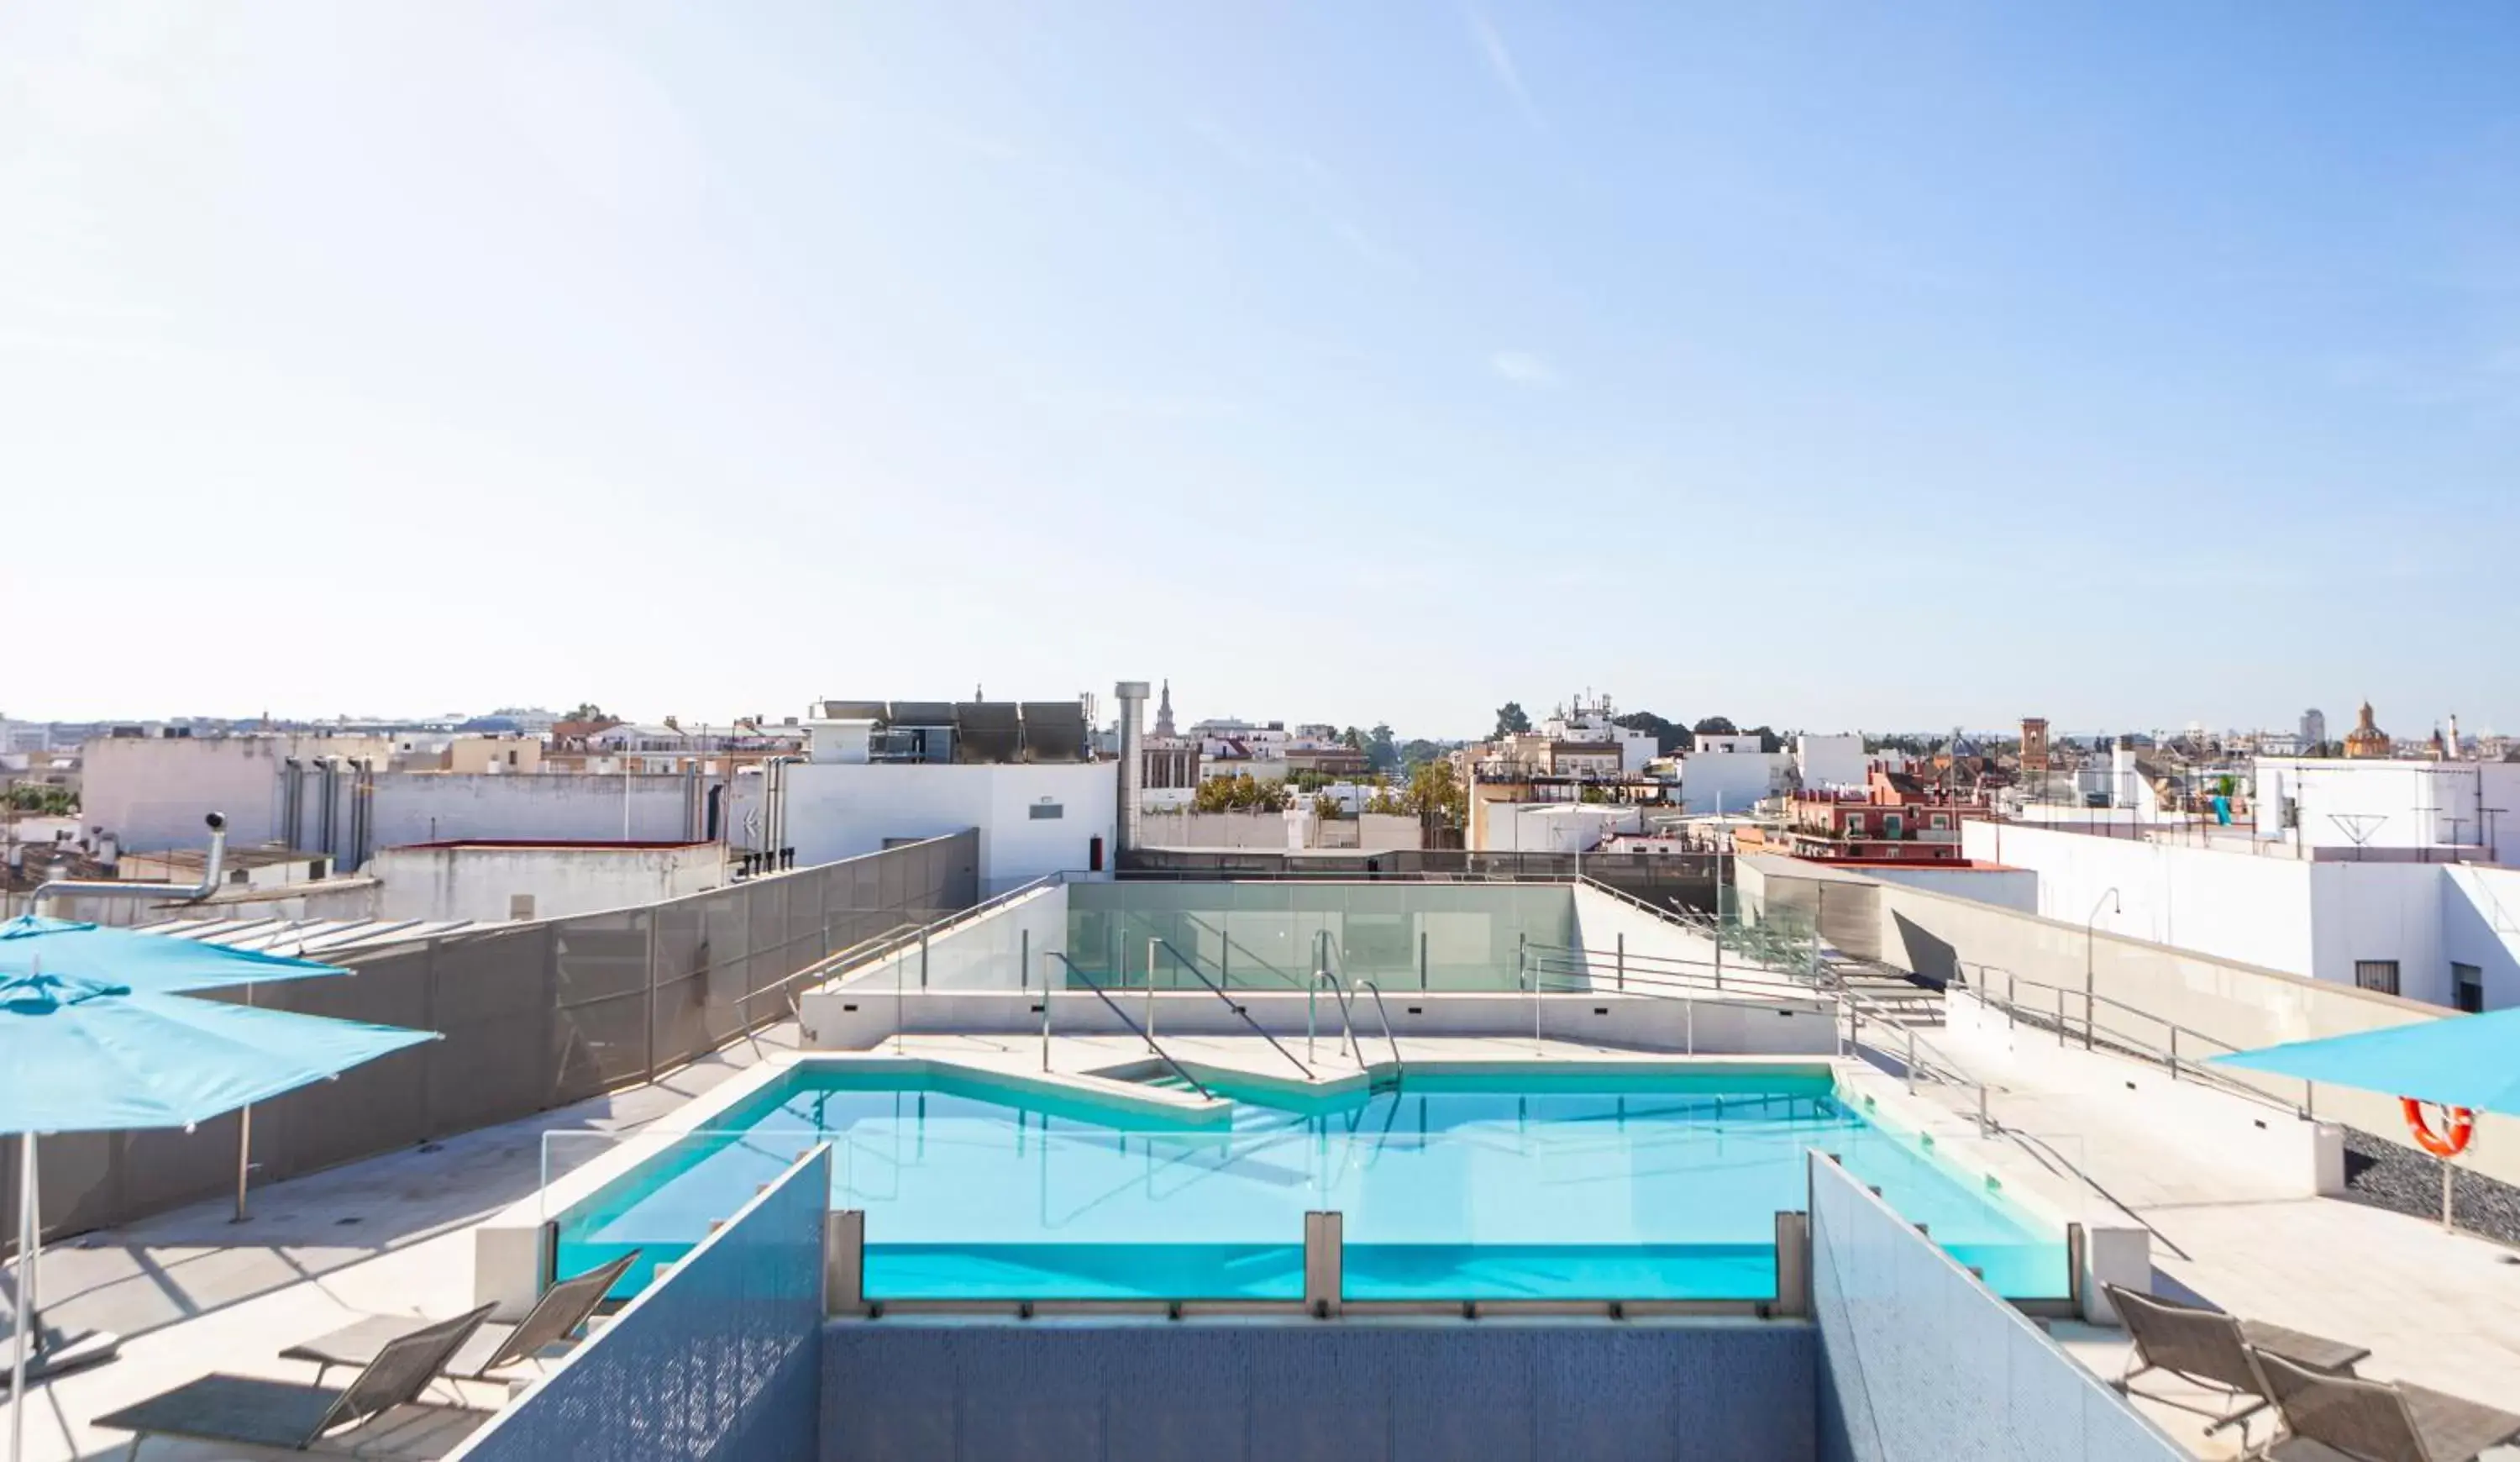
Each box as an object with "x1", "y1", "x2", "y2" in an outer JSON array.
[{"x1": 553, "y1": 1062, "x2": 2067, "y2": 1305}]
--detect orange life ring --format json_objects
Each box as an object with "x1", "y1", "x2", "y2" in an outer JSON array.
[{"x1": 2402, "y1": 1097, "x2": 2475, "y2": 1159}]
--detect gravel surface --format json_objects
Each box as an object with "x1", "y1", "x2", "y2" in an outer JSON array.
[{"x1": 2339, "y1": 1125, "x2": 2520, "y2": 1245}]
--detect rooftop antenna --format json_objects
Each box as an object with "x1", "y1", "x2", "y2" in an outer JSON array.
[{"x1": 2327, "y1": 813, "x2": 2386, "y2": 862}]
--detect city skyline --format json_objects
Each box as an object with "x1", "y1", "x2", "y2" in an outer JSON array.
[{"x1": 8, "y1": 4, "x2": 2517, "y2": 730}]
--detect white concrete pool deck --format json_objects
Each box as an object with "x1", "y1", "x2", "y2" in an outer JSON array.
[
  {"x1": 1937, "y1": 1038, "x2": 2520, "y2": 1459},
  {"x1": 12, "y1": 1021, "x2": 2520, "y2": 1460},
  {"x1": 3, "y1": 1026, "x2": 807, "y2": 1462}
]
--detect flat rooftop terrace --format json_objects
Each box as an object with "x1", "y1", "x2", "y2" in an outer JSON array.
[{"x1": 14, "y1": 1024, "x2": 2520, "y2": 1459}]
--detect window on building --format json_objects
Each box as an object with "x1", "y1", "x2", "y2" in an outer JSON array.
[
  {"x1": 1028, "y1": 802, "x2": 1064, "y2": 820},
  {"x1": 2354, "y1": 960, "x2": 2400, "y2": 997},
  {"x1": 1844, "y1": 814, "x2": 1865, "y2": 836},
  {"x1": 1882, "y1": 814, "x2": 1904, "y2": 838},
  {"x1": 2454, "y1": 962, "x2": 2485, "y2": 1013},
  {"x1": 1930, "y1": 813, "x2": 1950, "y2": 829}
]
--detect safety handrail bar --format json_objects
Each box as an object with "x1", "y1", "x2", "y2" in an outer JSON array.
[
  {"x1": 1175, "y1": 911, "x2": 1310, "y2": 989},
  {"x1": 1524, "y1": 946, "x2": 1814, "y2": 991},
  {"x1": 1574, "y1": 875, "x2": 1703, "y2": 928},
  {"x1": 1154, "y1": 939, "x2": 1315, "y2": 1081},
  {"x1": 798, "y1": 873, "x2": 1069, "y2": 989},
  {"x1": 735, "y1": 920, "x2": 929, "y2": 1012},
  {"x1": 1308, "y1": 969, "x2": 1358, "y2": 1067},
  {"x1": 1955, "y1": 966, "x2": 2310, "y2": 1117},
  {"x1": 1521, "y1": 953, "x2": 1829, "y2": 1004},
  {"x1": 1351, "y1": 978, "x2": 1405, "y2": 1086},
  {"x1": 1961, "y1": 966, "x2": 2249, "y2": 1054},
  {"x1": 1044, "y1": 951, "x2": 1213, "y2": 1100},
  {"x1": 1520, "y1": 960, "x2": 1986, "y2": 1128},
  {"x1": 1525, "y1": 968, "x2": 1833, "y2": 1014}
]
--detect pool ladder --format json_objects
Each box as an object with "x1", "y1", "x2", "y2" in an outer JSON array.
[
  {"x1": 1313, "y1": 949, "x2": 1403, "y2": 1092},
  {"x1": 1352, "y1": 977, "x2": 1404, "y2": 1093}
]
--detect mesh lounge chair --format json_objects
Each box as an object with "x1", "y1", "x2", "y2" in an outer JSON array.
[
  {"x1": 93, "y1": 1303, "x2": 492, "y2": 1459},
  {"x1": 2255, "y1": 1349, "x2": 2520, "y2": 1462},
  {"x1": 280, "y1": 1249, "x2": 640, "y2": 1386},
  {"x1": 2103, "y1": 1282, "x2": 2368, "y2": 1443}
]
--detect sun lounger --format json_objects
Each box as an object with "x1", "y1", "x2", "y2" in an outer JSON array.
[
  {"x1": 280, "y1": 1249, "x2": 638, "y2": 1386},
  {"x1": 2103, "y1": 1282, "x2": 2367, "y2": 1442},
  {"x1": 2254, "y1": 1349, "x2": 2520, "y2": 1462},
  {"x1": 93, "y1": 1303, "x2": 492, "y2": 1459}
]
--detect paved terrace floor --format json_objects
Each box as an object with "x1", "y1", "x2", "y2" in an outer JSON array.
[
  {"x1": 14, "y1": 1021, "x2": 2519, "y2": 1460},
  {"x1": 1901, "y1": 1035, "x2": 2520, "y2": 1459},
  {"x1": 4, "y1": 1025, "x2": 807, "y2": 1462}
]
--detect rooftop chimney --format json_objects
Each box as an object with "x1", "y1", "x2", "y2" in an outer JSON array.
[{"x1": 1114, "y1": 681, "x2": 1150, "y2": 857}]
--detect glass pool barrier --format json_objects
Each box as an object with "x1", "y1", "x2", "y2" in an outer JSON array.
[{"x1": 535, "y1": 1067, "x2": 2076, "y2": 1307}]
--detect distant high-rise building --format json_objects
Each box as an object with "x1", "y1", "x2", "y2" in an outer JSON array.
[
  {"x1": 2300, "y1": 707, "x2": 2327, "y2": 748},
  {"x1": 2019, "y1": 717, "x2": 2050, "y2": 772}
]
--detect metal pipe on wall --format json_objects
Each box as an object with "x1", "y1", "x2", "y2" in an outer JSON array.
[
  {"x1": 281, "y1": 758, "x2": 302, "y2": 850},
  {"x1": 1113, "y1": 681, "x2": 1149, "y2": 859}
]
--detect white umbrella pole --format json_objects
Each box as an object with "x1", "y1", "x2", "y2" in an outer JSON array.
[{"x1": 10, "y1": 1130, "x2": 32, "y2": 1462}]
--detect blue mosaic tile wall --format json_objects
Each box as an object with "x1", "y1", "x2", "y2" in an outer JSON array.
[
  {"x1": 1809, "y1": 1154, "x2": 2182, "y2": 1462},
  {"x1": 819, "y1": 1319, "x2": 1815, "y2": 1462},
  {"x1": 454, "y1": 1148, "x2": 828, "y2": 1462}
]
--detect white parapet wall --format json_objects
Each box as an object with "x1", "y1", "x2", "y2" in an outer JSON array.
[
  {"x1": 803, "y1": 986, "x2": 1842, "y2": 1057},
  {"x1": 1941, "y1": 987, "x2": 2345, "y2": 1197}
]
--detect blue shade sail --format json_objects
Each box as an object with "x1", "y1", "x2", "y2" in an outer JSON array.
[
  {"x1": 0, "y1": 915, "x2": 349, "y2": 993},
  {"x1": 0, "y1": 972, "x2": 435, "y2": 1134},
  {"x1": 2208, "y1": 1008, "x2": 2520, "y2": 1115}
]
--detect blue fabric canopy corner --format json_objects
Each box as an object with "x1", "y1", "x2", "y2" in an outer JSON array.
[
  {"x1": 0, "y1": 915, "x2": 348, "y2": 994},
  {"x1": 0, "y1": 972, "x2": 437, "y2": 1134},
  {"x1": 2207, "y1": 1008, "x2": 2520, "y2": 1116}
]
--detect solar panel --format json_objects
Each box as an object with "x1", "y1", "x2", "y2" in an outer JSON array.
[
  {"x1": 955, "y1": 702, "x2": 1022, "y2": 764},
  {"x1": 1020, "y1": 702, "x2": 1089, "y2": 763}
]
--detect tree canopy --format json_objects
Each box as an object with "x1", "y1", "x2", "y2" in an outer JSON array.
[
  {"x1": 1494, "y1": 702, "x2": 1532, "y2": 737},
  {"x1": 1403, "y1": 759, "x2": 1467, "y2": 827},
  {"x1": 1368, "y1": 723, "x2": 1399, "y2": 772},
  {"x1": 1192, "y1": 774, "x2": 1293, "y2": 813}
]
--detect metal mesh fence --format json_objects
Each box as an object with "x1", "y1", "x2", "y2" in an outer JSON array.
[{"x1": 6, "y1": 831, "x2": 977, "y2": 1244}]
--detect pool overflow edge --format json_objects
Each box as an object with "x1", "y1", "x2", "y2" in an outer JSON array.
[{"x1": 812, "y1": 1202, "x2": 1826, "y2": 1323}]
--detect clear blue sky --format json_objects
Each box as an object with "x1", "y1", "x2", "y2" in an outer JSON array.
[{"x1": 8, "y1": 3, "x2": 2517, "y2": 739}]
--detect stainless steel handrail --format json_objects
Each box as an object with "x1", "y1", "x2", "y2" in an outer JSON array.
[
  {"x1": 1155, "y1": 939, "x2": 1315, "y2": 1081},
  {"x1": 795, "y1": 873, "x2": 1068, "y2": 991},
  {"x1": 1956, "y1": 965, "x2": 2311, "y2": 1118},
  {"x1": 1044, "y1": 952, "x2": 1213, "y2": 1100},
  {"x1": 1174, "y1": 911, "x2": 1310, "y2": 990},
  {"x1": 1351, "y1": 978, "x2": 1404, "y2": 1089},
  {"x1": 1308, "y1": 970, "x2": 1358, "y2": 1068}
]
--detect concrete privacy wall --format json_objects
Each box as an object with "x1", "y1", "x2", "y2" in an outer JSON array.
[
  {"x1": 1854, "y1": 863, "x2": 2038, "y2": 912},
  {"x1": 1810, "y1": 1156, "x2": 2180, "y2": 1462},
  {"x1": 732, "y1": 760, "x2": 1117, "y2": 896},
  {"x1": 0, "y1": 833, "x2": 976, "y2": 1244},
  {"x1": 363, "y1": 772, "x2": 700, "y2": 850},
  {"x1": 821, "y1": 1321, "x2": 1818, "y2": 1462},
  {"x1": 2444, "y1": 864, "x2": 2520, "y2": 1009},
  {"x1": 368, "y1": 841, "x2": 726, "y2": 923},
  {"x1": 1137, "y1": 811, "x2": 1427, "y2": 852},
  {"x1": 454, "y1": 1149, "x2": 828, "y2": 1462},
  {"x1": 77, "y1": 734, "x2": 393, "y2": 849},
  {"x1": 1842, "y1": 870, "x2": 2520, "y2": 1185}
]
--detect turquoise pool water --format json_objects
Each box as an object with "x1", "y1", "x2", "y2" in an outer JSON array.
[{"x1": 555, "y1": 1065, "x2": 2066, "y2": 1302}]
